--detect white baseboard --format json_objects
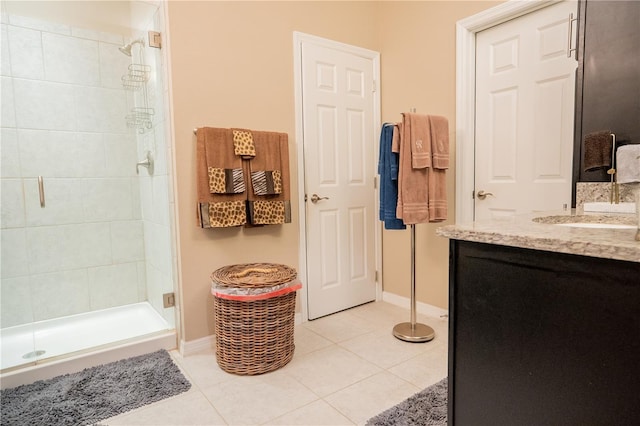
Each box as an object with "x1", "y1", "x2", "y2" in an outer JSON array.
[
  {"x1": 382, "y1": 291, "x2": 449, "y2": 319},
  {"x1": 179, "y1": 335, "x2": 215, "y2": 357},
  {"x1": 179, "y1": 312, "x2": 304, "y2": 356}
]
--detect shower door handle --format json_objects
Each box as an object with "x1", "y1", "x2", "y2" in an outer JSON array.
[
  {"x1": 38, "y1": 176, "x2": 45, "y2": 208},
  {"x1": 567, "y1": 13, "x2": 578, "y2": 59}
]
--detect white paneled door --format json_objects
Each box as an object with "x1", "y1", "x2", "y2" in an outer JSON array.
[
  {"x1": 300, "y1": 38, "x2": 378, "y2": 320},
  {"x1": 475, "y1": 1, "x2": 577, "y2": 220}
]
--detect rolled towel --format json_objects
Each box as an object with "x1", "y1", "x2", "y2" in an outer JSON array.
[
  {"x1": 616, "y1": 144, "x2": 640, "y2": 183},
  {"x1": 583, "y1": 130, "x2": 612, "y2": 171}
]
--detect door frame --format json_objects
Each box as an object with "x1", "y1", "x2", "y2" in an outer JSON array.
[
  {"x1": 456, "y1": 0, "x2": 558, "y2": 223},
  {"x1": 293, "y1": 31, "x2": 382, "y2": 322}
]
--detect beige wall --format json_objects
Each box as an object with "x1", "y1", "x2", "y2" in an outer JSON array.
[
  {"x1": 377, "y1": 0, "x2": 500, "y2": 308},
  {"x1": 167, "y1": 1, "x2": 379, "y2": 342},
  {"x1": 167, "y1": 1, "x2": 500, "y2": 342}
]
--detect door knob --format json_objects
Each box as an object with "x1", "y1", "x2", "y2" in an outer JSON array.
[
  {"x1": 310, "y1": 193, "x2": 329, "y2": 204},
  {"x1": 476, "y1": 190, "x2": 494, "y2": 200}
]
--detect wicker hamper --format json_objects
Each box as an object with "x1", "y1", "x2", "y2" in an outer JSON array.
[{"x1": 211, "y1": 263, "x2": 300, "y2": 375}]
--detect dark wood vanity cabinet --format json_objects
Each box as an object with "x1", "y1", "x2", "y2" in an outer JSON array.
[
  {"x1": 447, "y1": 240, "x2": 640, "y2": 426},
  {"x1": 574, "y1": 0, "x2": 640, "y2": 184}
]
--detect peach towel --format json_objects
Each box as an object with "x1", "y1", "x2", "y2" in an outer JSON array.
[
  {"x1": 246, "y1": 130, "x2": 291, "y2": 225},
  {"x1": 408, "y1": 113, "x2": 431, "y2": 169},
  {"x1": 429, "y1": 115, "x2": 449, "y2": 170},
  {"x1": 394, "y1": 113, "x2": 449, "y2": 224},
  {"x1": 196, "y1": 127, "x2": 247, "y2": 227}
]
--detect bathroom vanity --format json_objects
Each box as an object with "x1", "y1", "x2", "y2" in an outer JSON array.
[{"x1": 437, "y1": 212, "x2": 640, "y2": 426}]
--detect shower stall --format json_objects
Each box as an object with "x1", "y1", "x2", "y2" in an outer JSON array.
[{"x1": 0, "y1": 1, "x2": 178, "y2": 383}]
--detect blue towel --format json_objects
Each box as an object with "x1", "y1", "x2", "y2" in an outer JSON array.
[{"x1": 378, "y1": 123, "x2": 405, "y2": 230}]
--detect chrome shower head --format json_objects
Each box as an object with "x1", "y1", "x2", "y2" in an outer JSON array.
[{"x1": 119, "y1": 38, "x2": 144, "y2": 56}]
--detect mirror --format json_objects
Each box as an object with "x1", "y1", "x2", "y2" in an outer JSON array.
[{"x1": 572, "y1": 0, "x2": 640, "y2": 199}]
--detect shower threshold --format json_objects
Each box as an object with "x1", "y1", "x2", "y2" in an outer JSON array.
[{"x1": 0, "y1": 302, "x2": 172, "y2": 372}]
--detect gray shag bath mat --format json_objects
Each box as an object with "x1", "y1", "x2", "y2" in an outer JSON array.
[
  {"x1": 366, "y1": 377, "x2": 447, "y2": 426},
  {"x1": 0, "y1": 349, "x2": 191, "y2": 426}
]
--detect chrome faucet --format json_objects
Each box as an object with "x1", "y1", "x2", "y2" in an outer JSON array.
[{"x1": 136, "y1": 151, "x2": 154, "y2": 175}]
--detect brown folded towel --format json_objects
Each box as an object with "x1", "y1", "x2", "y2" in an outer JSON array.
[
  {"x1": 405, "y1": 113, "x2": 431, "y2": 169},
  {"x1": 428, "y1": 167, "x2": 447, "y2": 222},
  {"x1": 246, "y1": 130, "x2": 291, "y2": 225},
  {"x1": 196, "y1": 127, "x2": 247, "y2": 227},
  {"x1": 396, "y1": 114, "x2": 429, "y2": 223},
  {"x1": 583, "y1": 130, "x2": 612, "y2": 171},
  {"x1": 428, "y1": 115, "x2": 449, "y2": 222},
  {"x1": 394, "y1": 113, "x2": 449, "y2": 224},
  {"x1": 429, "y1": 115, "x2": 449, "y2": 170}
]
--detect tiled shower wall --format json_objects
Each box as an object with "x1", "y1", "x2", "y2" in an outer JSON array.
[{"x1": 0, "y1": 11, "x2": 173, "y2": 328}]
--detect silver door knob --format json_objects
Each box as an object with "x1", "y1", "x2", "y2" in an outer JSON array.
[
  {"x1": 476, "y1": 190, "x2": 494, "y2": 200},
  {"x1": 310, "y1": 193, "x2": 329, "y2": 203}
]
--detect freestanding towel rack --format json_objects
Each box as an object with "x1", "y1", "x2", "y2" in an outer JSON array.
[
  {"x1": 392, "y1": 107, "x2": 435, "y2": 343},
  {"x1": 392, "y1": 224, "x2": 435, "y2": 342}
]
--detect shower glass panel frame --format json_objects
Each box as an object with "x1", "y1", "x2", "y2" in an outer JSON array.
[{"x1": 0, "y1": 0, "x2": 177, "y2": 372}]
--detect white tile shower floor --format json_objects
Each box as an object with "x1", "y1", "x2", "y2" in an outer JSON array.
[{"x1": 103, "y1": 301, "x2": 449, "y2": 425}]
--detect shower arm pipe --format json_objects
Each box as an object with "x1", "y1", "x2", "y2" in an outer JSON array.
[{"x1": 119, "y1": 38, "x2": 145, "y2": 56}]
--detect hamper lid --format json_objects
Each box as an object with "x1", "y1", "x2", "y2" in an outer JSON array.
[{"x1": 211, "y1": 263, "x2": 297, "y2": 289}]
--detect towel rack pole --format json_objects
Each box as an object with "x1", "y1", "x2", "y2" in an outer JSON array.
[
  {"x1": 193, "y1": 128, "x2": 197, "y2": 135},
  {"x1": 392, "y1": 224, "x2": 435, "y2": 343},
  {"x1": 391, "y1": 107, "x2": 435, "y2": 343}
]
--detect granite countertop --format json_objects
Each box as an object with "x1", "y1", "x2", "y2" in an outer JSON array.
[{"x1": 436, "y1": 210, "x2": 639, "y2": 263}]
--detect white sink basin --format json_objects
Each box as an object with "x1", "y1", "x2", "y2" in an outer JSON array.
[{"x1": 556, "y1": 222, "x2": 636, "y2": 229}]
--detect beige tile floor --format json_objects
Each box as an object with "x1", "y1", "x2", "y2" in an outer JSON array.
[{"x1": 103, "y1": 301, "x2": 449, "y2": 425}]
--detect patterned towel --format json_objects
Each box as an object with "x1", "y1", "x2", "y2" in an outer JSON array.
[
  {"x1": 208, "y1": 201, "x2": 247, "y2": 227},
  {"x1": 248, "y1": 200, "x2": 290, "y2": 225},
  {"x1": 232, "y1": 129, "x2": 256, "y2": 158},
  {"x1": 208, "y1": 167, "x2": 245, "y2": 194},
  {"x1": 250, "y1": 170, "x2": 282, "y2": 195}
]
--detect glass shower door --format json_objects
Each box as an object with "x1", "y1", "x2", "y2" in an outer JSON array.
[{"x1": 0, "y1": 0, "x2": 175, "y2": 372}]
